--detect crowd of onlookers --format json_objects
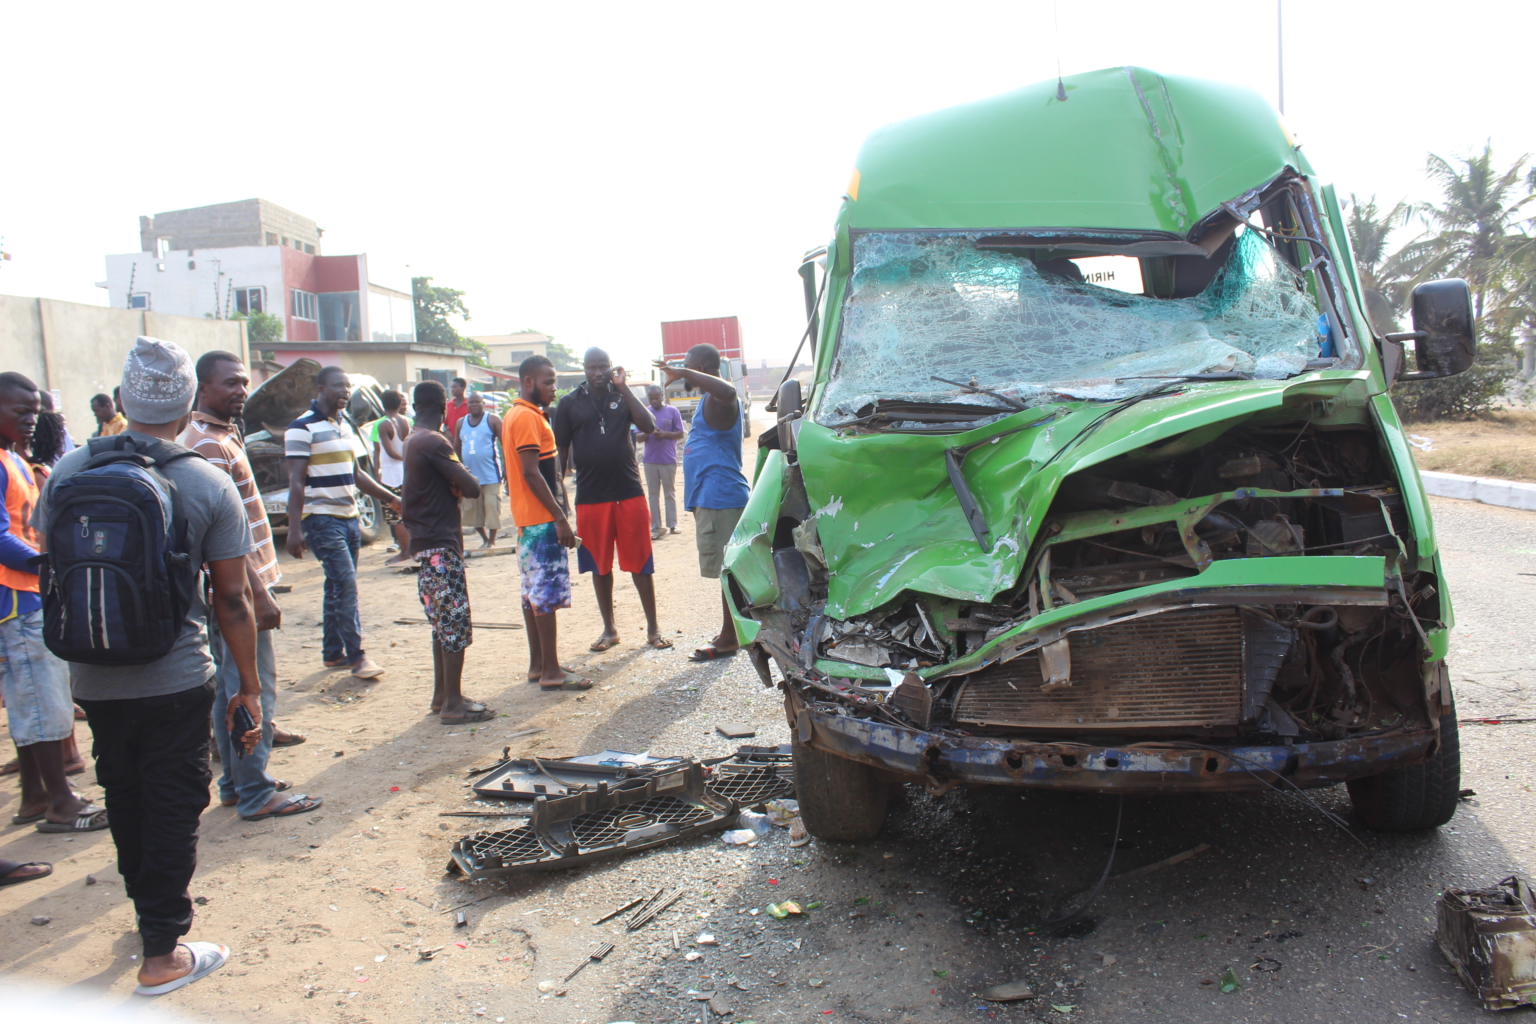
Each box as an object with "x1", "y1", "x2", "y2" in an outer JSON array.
[{"x1": 0, "y1": 334, "x2": 751, "y2": 996}]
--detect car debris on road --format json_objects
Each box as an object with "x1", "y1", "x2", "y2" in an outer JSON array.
[{"x1": 1435, "y1": 875, "x2": 1536, "y2": 1010}]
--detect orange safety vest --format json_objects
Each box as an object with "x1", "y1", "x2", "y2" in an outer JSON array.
[{"x1": 0, "y1": 449, "x2": 42, "y2": 596}]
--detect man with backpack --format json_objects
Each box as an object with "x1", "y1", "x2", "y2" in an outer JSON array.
[{"x1": 34, "y1": 336, "x2": 264, "y2": 996}]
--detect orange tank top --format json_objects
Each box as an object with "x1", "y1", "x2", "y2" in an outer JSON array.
[{"x1": 0, "y1": 449, "x2": 42, "y2": 594}]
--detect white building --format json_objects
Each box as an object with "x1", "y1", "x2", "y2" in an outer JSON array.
[{"x1": 103, "y1": 246, "x2": 415, "y2": 349}]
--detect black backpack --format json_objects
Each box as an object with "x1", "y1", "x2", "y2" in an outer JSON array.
[{"x1": 37, "y1": 435, "x2": 202, "y2": 665}]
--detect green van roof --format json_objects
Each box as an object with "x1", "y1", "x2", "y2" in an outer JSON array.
[{"x1": 842, "y1": 66, "x2": 1309, "y2": 235}]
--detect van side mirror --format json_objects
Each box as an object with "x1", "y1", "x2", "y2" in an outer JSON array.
[
  {"x1": 776, "y1": 379, "x2": 803, "y2": 453},
  {"x1": 1391, "y1": 279, "x2": 1476, "y2": 380}
]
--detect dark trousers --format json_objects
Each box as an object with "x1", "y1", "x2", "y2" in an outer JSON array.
[{"x1": 77, "y1": 681, "x2": 214, "y2": 958}]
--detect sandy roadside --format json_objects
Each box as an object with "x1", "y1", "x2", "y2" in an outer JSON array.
[{"x1": 0, "y1": 493, "x2": 751, "y2": 1022}]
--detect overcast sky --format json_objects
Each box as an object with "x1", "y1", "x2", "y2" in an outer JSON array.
[{"x1": 3, "y1": 1, "x2": 1532, "y2": 371}]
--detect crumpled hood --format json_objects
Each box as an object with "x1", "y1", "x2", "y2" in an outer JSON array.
[
  {"x1": 797, "y1": 374, "x2": 1369, "y2": 619},
  {"x1": 243, "y1": 358, "x2": 321, "y2": 436}
]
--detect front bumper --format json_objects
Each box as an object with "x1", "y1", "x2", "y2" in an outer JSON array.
[{"x1": 797, "y1": 703, "x2": 1437, "y2": 794}]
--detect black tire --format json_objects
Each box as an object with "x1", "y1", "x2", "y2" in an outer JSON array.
[
  {"x1": 357, "y1": 493, "x2": 384, "y2": 546},
  {"x1": 792, "y1": 733, "x2": 889, "y2": 841},
  {"x1": 1346, "y1": 712, "x2": 1461, "y2": 832}
]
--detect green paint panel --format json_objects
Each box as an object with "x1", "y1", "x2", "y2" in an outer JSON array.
[{"x1": 844, "y1": 66, "x2": 1308, "y2": 233}]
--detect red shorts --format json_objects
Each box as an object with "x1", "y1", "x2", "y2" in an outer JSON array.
[{"x1": 575, "y1": 496, "x2": 654, "y2": 575}]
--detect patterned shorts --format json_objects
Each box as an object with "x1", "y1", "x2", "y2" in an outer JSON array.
[
  {"x1": 383, "y1": 486, "x2": 403, "y2": 525},
  {"x1": 518, "y1": 521, "x2": 572, "y2": 616},
  {"x1": 416, "y1": 547, "x2": 472, "y2": 652}
]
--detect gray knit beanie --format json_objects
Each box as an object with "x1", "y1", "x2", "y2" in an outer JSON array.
[{"x1": 120, "y1": 336, "x2": 196, "y2": 424}]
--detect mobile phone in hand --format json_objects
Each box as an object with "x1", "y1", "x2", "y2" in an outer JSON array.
[{"x1": 231, "y1": 705, "x2": 257, "y2": 760}]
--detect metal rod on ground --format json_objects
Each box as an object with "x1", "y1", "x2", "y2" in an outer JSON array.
[
  {"x1": 563, "y1": 942, "x2": 615, "y2": 983},
  {"x1": 628, "y1": 889, "x2": 685, "y2": 931},
  {"x1": 594, "y1": 896, "x2": 646, "y2": 925}
]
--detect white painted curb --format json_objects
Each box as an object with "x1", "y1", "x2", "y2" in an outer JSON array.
[{"x1": 1419, "y1": 471, "x2": 1536, "y2": 511}]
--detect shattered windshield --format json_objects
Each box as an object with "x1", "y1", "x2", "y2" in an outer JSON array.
[{"x1": 819, "y1": 229, "x2": 1333, "y2": 427}]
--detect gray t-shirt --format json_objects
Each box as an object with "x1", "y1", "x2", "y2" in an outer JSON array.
[{"x1": 34, "y1": 432, "x2": 255, "y2": 700}]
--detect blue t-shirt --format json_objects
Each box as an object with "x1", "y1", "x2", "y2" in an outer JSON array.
[{"x1": 683, "y1": 399, "x2": 750, "y2": 510}]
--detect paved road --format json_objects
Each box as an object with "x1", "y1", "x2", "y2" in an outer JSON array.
[{"x1": 576, "y1": 496, "x2": 1536, "y2": 1024}]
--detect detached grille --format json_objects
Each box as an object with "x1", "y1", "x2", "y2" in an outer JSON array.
[{"x1": 953, "y1": 607, "x2": 1243, "y2": 731}]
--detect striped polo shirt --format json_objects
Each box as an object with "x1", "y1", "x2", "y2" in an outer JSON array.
[
  {"x1": 181, "y1": 412, "x2": 281, "y2": 586},
  {"x1": 285, "y1": 401, "x2": 359, "y2": 519}
]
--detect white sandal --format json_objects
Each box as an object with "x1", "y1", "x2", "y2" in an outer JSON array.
[{"x1": 133, "y1": 941, "x2": 230, "y2": 996}]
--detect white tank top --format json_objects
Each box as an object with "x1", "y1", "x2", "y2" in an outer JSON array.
[{"x1": 378, "y1": 415, "x2": 406, "y2": 488}]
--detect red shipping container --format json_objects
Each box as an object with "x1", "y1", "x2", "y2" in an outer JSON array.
[{"x1": 660, "y1": 316, "x2": 743, "y2": 362}]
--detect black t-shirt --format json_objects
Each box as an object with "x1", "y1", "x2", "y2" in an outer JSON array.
[
  {"x1": 553, "y1": 382, "x2": 644, "y2": 505},
  {"x1": 402, "y1": 427, "x2": 481, "y2": 555}
]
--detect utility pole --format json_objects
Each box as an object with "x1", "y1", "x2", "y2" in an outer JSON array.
[{"x1": 1277, "y1": 0, "x2": 1285, "y2": 115}]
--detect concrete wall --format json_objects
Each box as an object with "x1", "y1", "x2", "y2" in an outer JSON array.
[
  {"x1": 1, "y1": 294, "x2": 247, "y2": 435},
  {"x1": 139, "y1": 198, "x2": 321, "y2": 254}
]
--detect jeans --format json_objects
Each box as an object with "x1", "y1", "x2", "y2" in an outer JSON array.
[
  {"x1": 301, "y1": 514, "x2": 363, "y2": 665},
  {"x1": 211, "y1": 625, "x2": 278, "y2": 817},
  {"x1": 645, "y1": 461, "x2": 677, "y2": 530},
  {"x1": 76, "y1": 681, "x2": 214, "y2": 959},
  {"x1": 0, "y1": 608, "x2": 75, "y2": 747}
]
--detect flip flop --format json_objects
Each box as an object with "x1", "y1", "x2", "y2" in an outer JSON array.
[
  {"x1": 222, "y1": 780, "x2": 291, "y2": 807},
  {"x1": 35, "y1": 805, "x2": 109, "y2": 832},
  {"x1": 689, "y1": 645, "x2": 739, "y2": 662},
  {"x1": 588, "y1": 636, "x2": 620, "y2": 652},
  {"x1": 440, "y1": 707, "x2": 497, "y2": 724},
  {"x1": 241, "y1": 794, "x2": 322, "y2": 822},
  {"x1": 0, "y1": 860, "x2": 53, "y2": 887},
  {"x1": 11, "y1": 811, "x2": 45, "y2": 825},
  {"x1": 271, "y1": 729, "x2": 307, "y2": 747},
  {"x1": 526, "y1": 667, "x2": 576, "y2": 683},
  {"x1": 133, "y1": 942, "x2": 230, "y2": 996},
  {"x1": 429, "y1": 700, "x2": 486, "y2": 715},
  {"x1": 539, "y1": 678, "x2": 594, "y2": 692},
  {"x1": 648, "y1": 636, "x2": 675, "y2": 650}
]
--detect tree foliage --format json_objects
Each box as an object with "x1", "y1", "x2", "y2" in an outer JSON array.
[
  {"x1": 1350, "y1": 144, "x2": 1536, "y2": 421},
  {"x1": 234, "y1": 310, "x2": 284, "y2": 346},
  {"x1": 412, "y1": 276, "x2": 471, "y2": 348},
  {"x1": 545, "y1": 340, "x2": 580, "y2": 370}
]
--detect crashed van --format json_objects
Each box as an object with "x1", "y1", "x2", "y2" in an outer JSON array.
[{"x1": 721, "y1": 67, "x2": 1474, "y2": 841}]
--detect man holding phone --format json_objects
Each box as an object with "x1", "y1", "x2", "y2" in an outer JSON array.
[
  {"x1": 35, "y1": 337, "x2": 266, "y2": 996},
  {"x1": 182, "y1": 351, "x2": 321, "y2": 821}
]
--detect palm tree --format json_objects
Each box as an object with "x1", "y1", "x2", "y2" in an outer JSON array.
[
  {"x1": 1418, "y1": 143, "x2": 1533, "y2": 320},
  {"x1": 1344, "y1": 194, "x2": 1423, "y2": 332}
]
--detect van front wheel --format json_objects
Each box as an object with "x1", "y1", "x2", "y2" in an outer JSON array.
[
  {"x1": 1346, "y1": 711, "x2": 1461, "y2": 832},
  {"x1": 792, "y1": 734, "x2": 889, "y2": 842}
]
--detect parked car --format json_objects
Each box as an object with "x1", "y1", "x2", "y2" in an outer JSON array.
[
  {"x1": 723, "y1": 67, "x2": 1471, "y2": 842},
  {"x1": 242, "y1": 359, "x2": 388, "y2": 545}
]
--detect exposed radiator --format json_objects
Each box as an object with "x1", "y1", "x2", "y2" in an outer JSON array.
[{"x1": 953, "y1": 607, "x2": 1245, "y2": 731}]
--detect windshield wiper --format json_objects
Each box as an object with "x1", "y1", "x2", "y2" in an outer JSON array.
[
  {"x1": 945, "y1": 448, "x2": 991, "y2": 552},
  {"x1": 929, "y1": 375, "x2": 1026, "y2": 411},
  {"x1": 1115, "y1": 372, "x2": 1252, "y2": 382}
]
